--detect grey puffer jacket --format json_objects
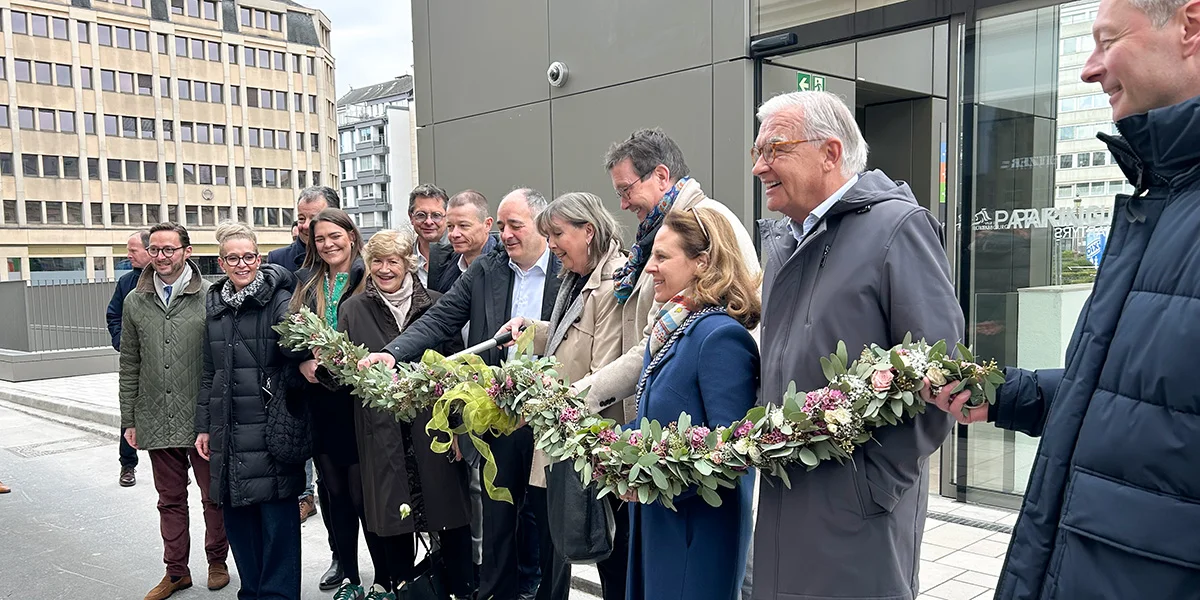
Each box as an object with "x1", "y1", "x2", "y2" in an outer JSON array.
[
  {"x1": 752, "y1": 170, "x2": 963, "y2": 600},
  {"x1": 196, "y1": 263, "x2": 306, "y2": 508}
]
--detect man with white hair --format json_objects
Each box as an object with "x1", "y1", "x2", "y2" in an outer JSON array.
[{"x1": 749, "y1": 91, "x2": 963, "y2": 599}]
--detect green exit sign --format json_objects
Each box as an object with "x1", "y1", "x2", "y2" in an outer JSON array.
[{"x1": 797, "y1": 72, "x2": 827, "y2": 92}]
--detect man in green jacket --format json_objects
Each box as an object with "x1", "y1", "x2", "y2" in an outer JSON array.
[{"x1": 120, "y1": 222, "x2": 229, "y2": 600}]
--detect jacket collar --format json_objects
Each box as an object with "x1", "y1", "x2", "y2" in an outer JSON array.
[
  {"x1": 673, "y1": 178, "x2": 710, "y2": 212},
  {"x1": 135, "y1": 260, "x2": 204, "y2": 296},
  {"x1": 1104, "y1": 95, "x2": 1200, "y2": 192}
]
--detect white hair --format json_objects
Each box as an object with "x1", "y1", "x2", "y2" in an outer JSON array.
[
  {"x1": 756, "y1": 91, "x2": 868, "y2": 178},
  {"x1": 1129, "y1": 0, "x2": 1188, "y2": 27}
]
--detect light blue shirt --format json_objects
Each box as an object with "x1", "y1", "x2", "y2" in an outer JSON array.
[
  {"x1": 790, "y1": 174, "x2": 859, "y2": 244},
  {"x1": 153, "y1": 265, "x2": 191, "y2": 308},
  {"x1": 508, "y1": 247, "x2": 551, "y2": 359}
]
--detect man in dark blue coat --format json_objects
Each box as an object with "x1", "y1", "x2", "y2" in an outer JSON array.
[
  {"x1": 105, "y1": 229, "x2": 150, "y2": 487},
  {"x1": 265, "y1": 186, "x2": 339, "y2": 271},
  {"x1": 931, "y1": 1, "x2": 1200, "y2": 598}
]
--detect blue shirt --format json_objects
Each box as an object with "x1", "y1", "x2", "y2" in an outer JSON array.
[
  {"x1": 508, "y1": 247, "x2": 551, "y2": 359},
  {"x1": 790, "y1": 174, "x2": 859, "y2": 244}
]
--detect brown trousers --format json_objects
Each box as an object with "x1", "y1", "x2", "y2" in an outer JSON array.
[{"x1": 148, "y1": 447, "x2": 228, "y2": 577}]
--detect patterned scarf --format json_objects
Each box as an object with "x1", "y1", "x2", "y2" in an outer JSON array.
[
  {"x1": 612, "y1": 176, "x2": 692, "y2": 304},
  {"x1": 220, "y1": 270, "x2": 265, "y2": 310},
  {"x1": 367, "y1": 274, "x2": 414, "y2": 330},
  {"x1": 649, "y1": 293, "x2": 695, "y2": 358}
]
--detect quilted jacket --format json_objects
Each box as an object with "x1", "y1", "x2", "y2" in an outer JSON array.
[{"x1": 118, "y1": 261, "x2": 210, "y2": 450}]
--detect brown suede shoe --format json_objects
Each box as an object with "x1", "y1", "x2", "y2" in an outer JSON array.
[
  {"x1": 299, "y1": 494, "x2": 317, "y2": 522},
  {"x1": 0, "y1": 480, "x2": 10, "y2": 494},
  {"x1": 208, "y1": 562, "x2": 230, "y2": 590},
  {"x1": 144, "y1": 575, "x2": 192, "y2": 600}
]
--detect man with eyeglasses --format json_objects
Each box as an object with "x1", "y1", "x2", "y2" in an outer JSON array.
[
  {"x1": 567, "y1": 128, "x2": 759, "y2": 600},
  {"x1": 748, "y1": 91, "x2": 961, "y2": 600},
  {"x1": 407, "y1": 183, "x2": 455, "y2": 291},
  {"x1": 119, "y1": 222, "x2": 230, "y2": 600},
  {"x1": 266, "y1": 186, "x2": 340, "y2": 271}
]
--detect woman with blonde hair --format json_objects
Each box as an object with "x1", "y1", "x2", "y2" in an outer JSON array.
[
  {"x1": 335, "y1": 228, "x2": 474, "y2": 599},
  {"x1": 496, "y1": 191, "x2": 630, "y2": 599},
  {"x1": 623, "y1": 206, "x2": 761, "y2": 600},
  {"x1": 289, "y1": 208, "x2": 373, "y2": 599},
  {"x1": 195, "y1": 221, "x2": 306, "y2": 599}
]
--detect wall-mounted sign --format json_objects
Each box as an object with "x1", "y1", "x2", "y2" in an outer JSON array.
[{"x1": 797, "y1": 72, "x2": 827, "y2": 92}]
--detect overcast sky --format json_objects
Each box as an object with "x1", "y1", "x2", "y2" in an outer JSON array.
[{"x1": 302, "y1": 0, "x2": 415, "y2": 100}]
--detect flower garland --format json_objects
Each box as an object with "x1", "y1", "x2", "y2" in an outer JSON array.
[{"x1": 275, "y1": 307, "x2": 1002, "y2": 509}]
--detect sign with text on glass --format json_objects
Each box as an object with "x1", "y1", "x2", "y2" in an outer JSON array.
[
  {"x1": 1086, "y1": 230, "x2": 1107, "y2": 266},
  {"x1": 797, "y1": 72, "x2": 827, "y2": 92}
]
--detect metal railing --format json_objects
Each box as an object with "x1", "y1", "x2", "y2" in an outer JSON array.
[{"x1": 0, "y1": 279, "x2": 117, "y2": 352}]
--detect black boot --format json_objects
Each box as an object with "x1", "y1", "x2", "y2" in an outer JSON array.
[{"x1": 320, "y1": 557, "x2": 345, "y2": 591}]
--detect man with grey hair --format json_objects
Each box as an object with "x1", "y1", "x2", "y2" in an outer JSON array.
[
  {"x1": 360, "y1": 188, "x2": 563, "y2": 600},
  {"x1": 929, "y1": 1, "x2": 1200, "y2": 597},
  {"x1": 408, "y1": 183, "x2": 455, "y2": 290},
  {"x1": 750, "y1": 90, "x2": 962, "y2": 599},
  {"x1": 107, "y1": 228, "x2": 152, "y2": 487},
  {"x1": 266, "y1": 186, "x2": 340, "y2": 271}
]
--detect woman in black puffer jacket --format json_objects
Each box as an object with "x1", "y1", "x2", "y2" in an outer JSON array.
[{"x1": 195, "y1": 221, "x2": 306, "y2": 599}]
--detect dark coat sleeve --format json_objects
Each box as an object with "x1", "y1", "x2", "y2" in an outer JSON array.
[
  {"x1": 384, "y1": 261, "x2": 477, "y2": 363},
  {"x1": 990, "y1": 366, "x2": 1062, "y2": 438},
  {"x1": 106, "y1": 276, "x2": 130, "y2": 350},
  {"x1": 868, "y1": 208, "x2": 964, "y2": 511},
  {"x1": 196, "y1": 317, "x2": 215, "y2": 435}
]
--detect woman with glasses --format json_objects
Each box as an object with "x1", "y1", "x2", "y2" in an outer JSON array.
[
  {"x1": 337, "y1": 228, "x2": 474, "y2": 600},
  {"x1": 195, "y1": 222, "x2": 306, "y2": 599},
  {"x1": 623, "y1": 207, "x2": 760, "y2": 600},
  {"x1": 289, "y1": 208, "x2": 374, "y2": 599},
  {"x1": 496, "y1": 192, "x2": 631, "y2": 600}
]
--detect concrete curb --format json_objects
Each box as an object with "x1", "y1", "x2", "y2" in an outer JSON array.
[
  {"x1": 0, "y1": 398, "x2": 120, "y2": 440},
  {"x1": 0, "y1": 388, "x2": 120, "y2": 428}
]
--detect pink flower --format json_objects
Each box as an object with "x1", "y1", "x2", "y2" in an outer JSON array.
[
  {"x1": 628, "y1": 432, "x2": 643, "y2": 446},
  {"x1": 434, "y1": 383, "x2": 444, "y2": 396},
  {"x1": 542, "y1": 375, "x2": 555, "y2": 387},
  {"x1": 734, "y1": 420, "x2": 753, "y2": 438},
  {"x1": 871, "y1": 369, "x2": 895, "y2": 391},
  {"x1": 651, "y1": 441, "x2": 667, "y2": 457},
  {"x1": 559, "y1": 407, "x2": 581, "y2": 423},
  {"x1": 760, "y1": 431, "x2": 785, "y2": 445},
  {"x1": 597, "y1": 429, "x2": 619, "y2": 443},
  {"x1": 689, "y1": 427, "x2": 711, "y2": 450},
  {"x1": 505, "y1": 376, "x2": 514, "y2": 390},
  {"x1": 709, "y1": 452, "x2": 723, "y2": 465}
]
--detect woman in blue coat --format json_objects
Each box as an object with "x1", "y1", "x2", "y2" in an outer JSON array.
[{"x1": 624, "y1": 206, "x2": 760, "y2": 600}]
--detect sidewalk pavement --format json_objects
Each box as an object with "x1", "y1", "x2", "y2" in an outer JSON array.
[{"x1": 0, "y1": 373, "x2": 1011, "y2": 600}]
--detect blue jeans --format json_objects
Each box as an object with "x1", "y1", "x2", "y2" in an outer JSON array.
[
  {"x1": 301, "y1": 459, "x2": 314, "y2": 498},
  {"x1": 224, "y1": 499, "x2": 301, "y2": 600}
]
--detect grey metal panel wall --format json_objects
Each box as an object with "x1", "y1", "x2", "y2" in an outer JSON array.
[
  {"x1": 0, "y1": 282, "x2": 30, "y2": 352},
  {"x1": 713, "y1": 0, "x2": 751, "y2": 62},
  {"x1": 549, "y1": 67, "x2": 714, "y2": 234},
  {"x1": 428, "y1": 0, "x2": 550, "y2": 123},
  {"x1": 412, "y1": 0, "x2": 433, "y2": 127},
  {"x1": 548, "y1": 0, "x2": 711, "y2": 99},
  {"x1": 711, "y1": 59, "x2": 756, "y2": 233},
  {"x1": 432, "y1": 103, "x2": 552, "y2": 205},
  {"x1": 856, "y1": 27, "x2": 934, "y2": 96},
  {"x1": 417, "y1": 127, "x2": 435, "y2": 183}
]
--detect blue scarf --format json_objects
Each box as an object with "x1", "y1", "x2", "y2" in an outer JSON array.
[{"x1": 612, "y1": 176, "x2": 691, "y2": 304}]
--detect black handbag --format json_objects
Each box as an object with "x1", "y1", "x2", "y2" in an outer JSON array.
[
  {"x1": 396, "y1": 534, "x2": 450, "y2": 600},
  {"x1": 546, "y1": 460, "x2": 615, "y2": 564},
  {"x1": 236, "y1": 311, "x2": 312, "y2": 464}
]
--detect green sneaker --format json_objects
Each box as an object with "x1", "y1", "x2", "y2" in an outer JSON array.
[
  {"x1": 333, "y1": 582, "x2": 365, "y2": 600},
  {"x1": 364, "y1": 584, "x2": 395, "y2": 600}
]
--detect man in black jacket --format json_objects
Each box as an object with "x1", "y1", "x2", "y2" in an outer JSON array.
[
  {"x1": 266, "y1": 186, "x2": 339, "y2": 271},
  {"x1": 360, "y1": 188, "x2": 565, "y2": 600},
  {"x1": 105, "y1": 229, "x2": 150, "y2": 488}
]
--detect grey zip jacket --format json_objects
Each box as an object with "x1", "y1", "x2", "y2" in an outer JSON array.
[{"x1": 752, "y1": 169, "x2": 964, "y2": 600}]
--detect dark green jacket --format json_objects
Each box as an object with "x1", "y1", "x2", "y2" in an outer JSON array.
[{"x1": 119, "y1": 261, "x2": 210, "y2": 450}]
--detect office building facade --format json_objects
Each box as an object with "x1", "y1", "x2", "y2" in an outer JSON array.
[{"x1": 336, "y1": 74, "x2": 415, "y2": 238}]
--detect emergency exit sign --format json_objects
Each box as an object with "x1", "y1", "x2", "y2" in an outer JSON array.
[{"x1": 797, "y1": 72, "x2": 827, "y2": 92}]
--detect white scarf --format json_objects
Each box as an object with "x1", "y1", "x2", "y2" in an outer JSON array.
[{"x1": 374, "y1": 274, "x2": 414, "y2": 329}]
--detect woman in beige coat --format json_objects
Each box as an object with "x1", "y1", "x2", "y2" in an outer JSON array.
[{"x1": 497, "y1": 191, "x2": 632, "y2": 600}]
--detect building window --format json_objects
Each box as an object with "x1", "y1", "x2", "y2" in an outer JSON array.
[
  {"x1": 240, "y1": 7, "x2": 251, "y2": 26},
  {"x1": 183, "y1": 163, "x2": 196, "y2": 184},
  {"x1": 251, "y1": 167, "x2": 263, "y2": 186},
  {"x1": 103, "y1": 114, "x2": 118, "y2": 136},
  {"x1": 259, "y1": 89, "x2": 271, "y2": 109},
  {"x1": 307, "y1": 56, "x2": 316, "y2": 75},
  {"x1": 180, "y1": 122, "x2": 193, "y2": 142},
  {"x1": 1092, "y1": 151, "x2": 1107, "y2": 166},
  {"x1": 80, "y1": 67, "x2": 93, "y2": 89},
  {"x1": 194, "y1": 80, "x2": 207, "y2": 102},
  {"x1": 1, "y1": 153, "x2": 16, "y2": 176},
  {"x1": 274, "y1": 51, "x2": 285, "y2": 71},
  {"x1": 101, "y1": 69, "x2": 115, "y2": 92},
  {"x1": 298, "y1": 171, "x2": 307, "y2": 188},
  {"x1": 160, "y1": 76, "x2": 170, "y2": 97},
  {"x1": 1077, "y1": 152, "x2": 1091, "y2": 168},
  {"x1": 176, "y1": 36, "x2": 187, "y2": 57},
  {"x1": 56, "y1": 64, "x2": 72, "y2": 87},
  {"x1": 233, "y1": 127, "x2": 242, "y2": 146},
  {"x1": 63, "y1": 157, "x2": 79, "y2": 179},
  {"x1": 178, "y1": 79, "x2": 191, "y2": 100},
  {"x1": 124, "y1": 160, "x2": 140, "y2": 181},
  {"x1": 122, "y1": 116, "x2": 137, "y2": 138},
  {"x1": 165, "y1": 163, "x2": 176, "y2": 183},
  {"x1": 277, "y1": 131, "x2": 289, "y2": 149},
  {"x1": 215, "y1": 165, "x2": 228, "y2": 185},
  {"x1": 38, "y1": 109, "x2": 55, "y2": 131},
  {"x1": 207, "y1": 41, "x2": 220, "y2": 62},
  {"x1": 137, "y1": 74, "x2": 152, "y2": 96},
  {"x1": 60, "y1": 111, "x2": 75, "y2": 133},
  {"x1": 311, "y1": 133, "x2": 319, "y2": 151},
  {"x1": 158, "y1": 33, "x2": 168, "y2": 54},
  {"x1": 292, "y1": 54, "x2": 302, "y2": 73},
  {"x1": 244, "y1": 46, "x2": 255, "y2": 66},
  {"x1": 42, "y1": 156, "x2": 59, "y2": 178},
  {"x1": 280, "y1": 169, "x2": 292, "y2": 188},
  {"x1": 0, "y1": 107, "x2": 7, "y2": 129},
  {"x1": 115, "y1": 27, "x2": 132, "y2": 49},
  {"x1": 308, "y1": 95, "x2": 317, "y2": 113},
  {"x1": 119, "y1": 72, "x2": 134, "y2": 94},
  {"x1": 228, "y1": 44, "x2": 238, "y2": 64},
  {"x1": 269, "y1": 12, "x2": 282, "y2": 32},
  {"x1": 253, "y1": 207, "x2": 265, "y2": 226},
  {"x1": 196, "y1": 123, "x2": 209, "y2": 143},
  {"x1": 211, "y1": 84, "x2": 223, "y2": 103},
  {"x1": 52, "y1": 17, "x2": 69, "y2": 40},
  {"x1": 87, "y1": 158, "x2": 100, "y2": 180},
  {"x1": 191, "y1": 38, "x2": 204, "y2": 59},
  {"x1": 98, "y1": 24, "x2": 113, "y2": 47},
  {"x1": 162, "y1": 120, "x2": 173, "y2": 140},
  {"x1": 35, "y1": 62, "x2": 52, "y2": 85},
  {"x1": 231, "y1": 86, "x2": 240, "y2": 105},
  {"x1": 236, "y1": 166, "x2": 245, "y2": 186},
  {"x1": 30, "y1": 14, "x2": 48, "y2": 38},
  {"x1": 198, "y1": 164, "x2": 212, "y2": 185},
  {"x1": 296, "y1": 132, "x2": 305, "y2": 151},
  {"x1": 26, "y1": 201, "x2": 44, "y2": 224},
  {"x1": 14, "y1": 59, "x2": 30, "y2": 83},
  {"x1": 140, "y1": 117, "x2": 155, "y2": 139},
  {"x1": 84, "y1": 113, "x2": 96, "y2": 135},
  {"x1": 213, "y1": 125, "x2": 225, "y2": 144},
  {"x1": 77, "y1": 21, "x2": 89, "y2": 43},
  {"x1": 258, "y1": 49, "x2": 270, "y2": 67},
  {"x1": 254, "y1": 10, "x2": 266, "y2": 29},
  {"x1": 144, "y1": 161, "x2": 158, "y2": 181},
  {"x1": 248, "y1": 128, "x2": 259, "y2": 146},
  {"x1": 110, "y1": 203, "x2": 126, "y2": 225},
  {"x1": 186, "y1": 0, "x2": 201, "y2": 18},
  {"x1": 262, "y1": 130, "x2": 274, "y2": 148},
  {"x1": 134, "y1": 30, "x2": 149, "y2": 52},
  {"x1": 18, "y1": 107, "x2": 34, "y2": 129},
  {"x1": 11, "y1": 12, "x2": 27, "y2": 35},
  {"x1": 203, "y1": 0, "x2": 217, "y2": 20},
  {"x1": 22, "y1": 154, "x2": 39, "y2": 176}
]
